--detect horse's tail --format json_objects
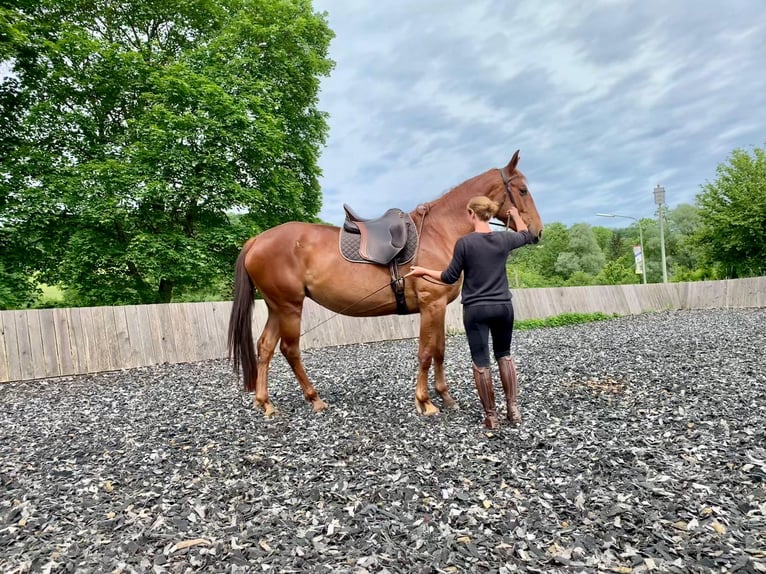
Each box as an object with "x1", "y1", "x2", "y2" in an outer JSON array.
[{"x1": 228, "y1": 240, "x2": 257, "y2": 393}]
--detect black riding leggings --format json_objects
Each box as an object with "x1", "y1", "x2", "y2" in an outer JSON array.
[{"x1": 462, "y1": 302, "x2": 515, "y2": 368}]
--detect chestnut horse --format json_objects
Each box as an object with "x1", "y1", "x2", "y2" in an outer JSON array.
[{"x1": 228, "y1": 150, "x2": 543, "y2": 416}]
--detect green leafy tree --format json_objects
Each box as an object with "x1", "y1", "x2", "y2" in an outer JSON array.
[
  {"x1": 0, "y1": 0, "x2": 334, "y2": 305},
  {"x1": 554, "y1": 251, "x2": 580, "y2": 279},
  {"x1": 595, "y1": 256, "x2": 640, "y2": 285},
  {"x1": 665, "y1": 203, "x2": 716, "y2": 280},
  {"x1": 0, "y1": 230, "x2": 39, "y2": 309},
  {"x1": 592, "y1": 226, "x2": 614, "y2": 258},
  {"x1": 568, "y1": 223, "x2": 606, "y2": 274},
  {"x1": 564, "y1": 270, "x2": 596, "y2": 287},
  {"x1": 512, "y1": 222, "x2": 569, "y2": 281},
  {"x1": 694, "y1": 146, "x2": 766, "y2": 278}
]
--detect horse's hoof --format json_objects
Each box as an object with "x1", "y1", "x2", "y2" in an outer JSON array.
[
  {"x1": 484, "y1": 415, "x2": 500, "y2": 430},
  {"x1": 262, "y1": 404, "x2": 277, "y2": 418},
  {"x1": 311, "y1": 399, "x2": 328, "y2": 412},
  {"x1": 415, "y1": 398, "x2": 440, "y2": 416},
  {"x1": 441, "y1": 393, "x2": 459, "y2": 411}
]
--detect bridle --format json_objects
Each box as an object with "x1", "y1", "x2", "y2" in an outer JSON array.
[
  {"x1": 498, "y1": 167, "x2": 521, "y2": 229},
  {"x1": 498, "y1": 167, "x2": 519, "y2": 208}
]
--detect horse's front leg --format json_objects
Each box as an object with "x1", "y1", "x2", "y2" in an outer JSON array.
[
  {"x1": 432, "y1": 327, "x2": 458, "y2": 411},
  {"x1": 415, "y1": 303, "x2": 449, "y2": 415}
]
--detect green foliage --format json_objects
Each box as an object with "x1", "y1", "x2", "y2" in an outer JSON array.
[
  {"x1": 0, "y1": 0, "x2": 334, "y2": 306},
  {"x1": 555, "y1": 251, "x2": 581, "y2": 278},
  {"x1": 0, "y1": 262, "x2": 38, "y2": 309},
  {"x1": 694, "y1": 146, "x2": 766, "y2": 278},
  {"x1": 568, "y1": 223, "x2": 606, "y2": 274},
  {"x1": 445, "y1": 312, "x2": 619, "y2": 336},
  {"x1": 592, "y1": 226, "x2": 613, "y2": 256},
  {"x1": 514, "y1": 222, "x2": 607, "y2": 283},
  {"x1": 563, "y1": 270, "x2": 596, "y2": 287},
  {"x1": 0, "y1": 227, "x2": 39, "y2": 309},
  {"x1": 515, "y1": 312, "x2": 618, "y2": 330},
  {"x1": 506, "y1": 263, "x2": 558, "y2": 288},
  {"x1": 514, "y1": 222, "x2": 568, "y2": 278},
  {"x1": 595, "y1": 256, "x2": 641, "y2": 285}
]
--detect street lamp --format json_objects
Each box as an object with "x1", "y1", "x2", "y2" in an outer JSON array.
[
  {"x1": 596, "y1": 213, "x2": 647, "y2": 284},
  {"x1": 653, "y1": 184, "x2": 668, "y2": 283}
]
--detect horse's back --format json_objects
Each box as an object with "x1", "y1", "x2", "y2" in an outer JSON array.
[
  {"x1": 241, "y1": 222, "x2": 342, "y2": 294},
  {"x1": 246, "y1": 222, "x2": 339, "y2": 255}
]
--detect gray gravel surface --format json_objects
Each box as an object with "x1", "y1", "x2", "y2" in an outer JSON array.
[{"x1": 1, "y1": 308, "x2": 765, "y2": 574}]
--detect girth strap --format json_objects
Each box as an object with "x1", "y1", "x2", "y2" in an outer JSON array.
[{"x1": 389, "y1": 263, "x2": 409, "y2": 315}]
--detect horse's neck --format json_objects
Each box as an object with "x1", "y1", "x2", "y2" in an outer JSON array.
[{"x1": 414, "y1": 170, "x2": 496, "y2": 243}]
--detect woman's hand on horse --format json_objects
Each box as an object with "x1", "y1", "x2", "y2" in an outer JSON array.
[{"x1": 408, "y1": 265, "x2": 429, "y2": 278}]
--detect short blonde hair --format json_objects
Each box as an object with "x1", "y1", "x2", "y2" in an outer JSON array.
[{"x1": 467, "y1": 196, "x2": 499, "y2": 222}]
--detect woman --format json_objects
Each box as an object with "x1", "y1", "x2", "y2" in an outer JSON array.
[{"x1": 409, "y1": 196, "x2": 533, "y2": 429}]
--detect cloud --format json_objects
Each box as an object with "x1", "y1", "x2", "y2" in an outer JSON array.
[{"x1": 313, "y1": 0, "x2": 766, "y2": 228}]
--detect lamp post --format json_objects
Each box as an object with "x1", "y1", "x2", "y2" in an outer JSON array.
[
  {"x1": 653, "y1": 184, "x2": 668, "y2": 283},
  {"x1": 596, "y1": 213, "x2": 647, "y2": 284}
]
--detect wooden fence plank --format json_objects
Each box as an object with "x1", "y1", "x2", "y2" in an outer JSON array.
[
  {"x1": 189, "y1": 303, "x2": 212, "y2": 360},
  {"x1": 3, "y1": 311, "x2": 23, "y2": 381},
  {"x1": 111, "y1": 306, "x2": 130, "y2": 369},
  {"x1": 209, "y1": 301, "x2": 230, "y2": 359},
  {"x1": 136, "y1": 305, "x2": 162, "y2": 365},
  {"x1": 53, "y1": 309, "x2": 75, "y2": 377},
  {"x1": 155, "y1": 304, "x2": 178, "y2": 363},
  {"x1": 23, "y1": 310, "x2": 47, "y2": 380},
  {"x1": 145, "y1": 305, "x2": 166, "y2": 365},
  {"x1": 201, "y1": 303, "x2": 218, "y2": 360},
  {"x1": 0, "y1": 312, "x2": 11, "y2": 382},
  {"x1": 66, "y1": 308, "x2": 86, "y2": 374},
  {"x1": 171, "y1": 304, "x2": 195, "y2": 364},
  {"x1": 123, "y1": 305, "x2": 145, "y2": 369},
  {"x1": 81, "y1": 307, "x2": 105, "y2": 374},
  {"x1": 12, "y1": 311, "x2": 35, "y2": 381},
  {"x1": 38, "y1": 310, "x2": 60, "y2": 379},
  {"x1": 100, "y1": 306, "x2": 121, "y2": 372}
]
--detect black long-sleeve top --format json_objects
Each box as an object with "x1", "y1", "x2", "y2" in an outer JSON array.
[{"x1": 440, "y1": 230, "x2": 534, "y2": 306}]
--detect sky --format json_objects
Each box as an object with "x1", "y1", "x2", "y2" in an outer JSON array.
[{"x1": 311, "y1": 0, "x2": 766, "y2": 229}]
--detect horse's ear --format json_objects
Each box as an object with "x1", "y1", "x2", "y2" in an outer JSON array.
[{"x1": 507, "y1": 150, "x2": 520, "y2": 172}]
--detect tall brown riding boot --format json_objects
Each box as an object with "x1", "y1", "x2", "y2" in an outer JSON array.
[
  {"x1": 472, "y1": 364, "x2": 499, "y2": 429},
  {"x1": 498, "y1": 355, "x2": 522, "y2": 425}
]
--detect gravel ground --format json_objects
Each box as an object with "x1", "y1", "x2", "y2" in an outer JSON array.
[{"x1": 1, "y1": 308, "x2": 765, "y2": 574}]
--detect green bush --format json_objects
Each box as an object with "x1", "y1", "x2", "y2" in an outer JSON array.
[{"x1": 515, "y1": 312, "x2": 618, "y2": 330}]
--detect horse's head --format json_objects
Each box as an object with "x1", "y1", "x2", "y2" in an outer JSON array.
[{"x1": 493, "y1": 150, "x2": 543, "y2": 242}]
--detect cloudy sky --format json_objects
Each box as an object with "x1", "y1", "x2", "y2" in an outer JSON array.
[{"x1": 311, "y1": 0, "x2": 766, "y2": 229}]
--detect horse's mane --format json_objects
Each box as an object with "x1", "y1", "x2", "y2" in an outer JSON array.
[{"x1": 417, "y1": 169, "x2": 498, "y2": 214}]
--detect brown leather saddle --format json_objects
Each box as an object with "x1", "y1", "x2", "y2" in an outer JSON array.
[
  {"x1": 340, "y1": 204, "x2": 417, "y2": 265},
  {"x1": 339, "y1": 204, "x2": 418, "y2": 314}
]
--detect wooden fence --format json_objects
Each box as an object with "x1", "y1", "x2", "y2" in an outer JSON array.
[{"x1": 1, "y1": 277, "x2": 764, "y2": 383}]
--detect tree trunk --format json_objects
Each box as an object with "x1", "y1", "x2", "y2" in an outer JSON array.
[{"x1": 158, "y1": 279, "x2": 174, "y2": 303}]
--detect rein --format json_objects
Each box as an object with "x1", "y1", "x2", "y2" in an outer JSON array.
[{"x1": 300, "y1": 272, "x2": 416, "y2": 337}]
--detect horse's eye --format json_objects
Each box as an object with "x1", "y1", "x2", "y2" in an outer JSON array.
[{"x1": 520, "y1": 188, "x2": 528, "y2": 196}]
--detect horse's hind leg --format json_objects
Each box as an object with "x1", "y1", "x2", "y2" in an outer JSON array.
[
  {"x1": 278, "y1": 306, "x2": 328, "y2": 413},
  {"x1": 254, "y1": 313, "x2": 280, "y2": 417}
]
